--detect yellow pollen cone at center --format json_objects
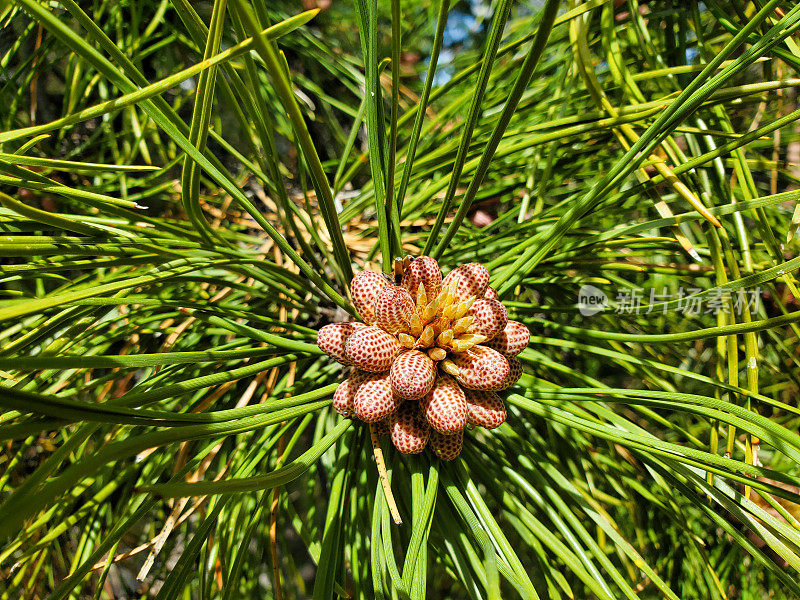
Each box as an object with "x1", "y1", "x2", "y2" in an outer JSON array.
[
  {"x1": 398, "y1": 333, "x2": 416, "y2": 348},
  {"x1": 418, "y1": 326, "x2": 435, "y2": 347},
  {"x1": 428, "y1": 347, "x2": 447, "y2": 361},
  {"x1": 408, "y1": 313, "x2": 423, "y2": 337},
  {"x1": 453, "y1": 315, "x2": 474, "y2": 335},
  {"x1": 437, "y1": 329, "x2": 454, "y2": 346}
]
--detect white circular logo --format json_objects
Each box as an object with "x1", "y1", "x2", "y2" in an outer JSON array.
[{"x1": 578, "y1": 284, "x2": 608, "y2": 316}]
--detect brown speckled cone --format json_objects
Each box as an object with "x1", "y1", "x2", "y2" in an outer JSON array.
[
  {"x1": 390, "y1": 403, "x2": 429, "y2": 454},
  {"x1": 390, "y1": 350, "x2": 436, "y2": 400},
  {"x1": 317, "y1": 257, "x2": 529, "y2": 460},
  {"x1": 430, "y1": 430, "x2": 463, "y2": 461}
]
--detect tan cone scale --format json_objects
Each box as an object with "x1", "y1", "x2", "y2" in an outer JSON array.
[{"x1": 317, "y1": 257, "x2": 530, "y2": 460}]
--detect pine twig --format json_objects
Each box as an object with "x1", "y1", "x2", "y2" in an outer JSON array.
[{"x1": 370, "y1": 423, "x2": 402, "y2": 525}]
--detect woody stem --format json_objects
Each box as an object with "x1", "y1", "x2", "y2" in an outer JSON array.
[{"x1": 369, "y1": 423, "x2": 402, "y2": 525}]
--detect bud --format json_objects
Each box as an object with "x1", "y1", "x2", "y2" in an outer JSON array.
[
  {"x1": 452, "y1": 296, "x2": 476, "y2": 321},
  {"x1": 408, "y1": 313, "x2": 424, "y2": 337},
  {"x1": 466, "y1": 299, "x2": 508, "y2": 340},
  {"x1": 452, "y1": 315, "x2": 474, "y2": 335},
  {"x1": 374, "y1": 285, "x2": 416, "y2": 334},
  {"x1": 442, "y1": 278, "x2": 459, "y2": 307},
  {"x1": 439, "y1": 358, "x2": 459, "y2": 377},
  {"x1": 484, "y1": 320, "x2": 530, "y2": 357},
  {"x1": 503, "y1": 356, "x2": 523, "y2": 388},
  {"x1": 421, "y1": 293, "x2": 443, "y2": 322},
  {"x1": 401, "y1": 256, "x2": 442, "y2": 301},
  {"x1": 450, "y1": 333, "x2": 487, "y2": 353},
  {"x1": 344, "y1": 326, "x2": 402, "y2": 373},
  {"x1": 317, "y1": 322, "x2": 367, "y2": 365},
  {"x1": 442, "y1": 263, "x2": 489, "y2": 303},
  {"x1": 430, "y1": 429, "x2": 463, "y2": 461},
  {"x1": 437, "y1": 329, "x2": 454, "y2": 346},
  {"x1": 390, "y1": 350, "x2": 436, "y2": 400},
  {"x1": 417, "y1": 325, "x2": 435, "y2": 348},
  {"x1": 427, "y1": 347, "x2": 447, "y2": 361},
  {"x1": 332, "y1": 371, "x2": 368, "y2": 417},
  {"x1": 422, "y1": 373, "x2": 467, "y2": 434},
  {"x1": 398, "y1": 333, "x2": 416, "y2": 348},
  {"x1": 390, "y1": 403, "x2": 429, "y2": 454},
  {"x1": 354, "y1": 372, "x2": 400, "y2": 422},
  {"x1": 320, "y1": 259, "x2": 523, "y2": 460},
  {"x1": 464, "y1": 389, "x2": 506, "y2": 429},
  {"x1": 415, "y1": 283, "x2": 428, "y2": 315},
  {"x1": 350, "y1": 270, "x2": 390, "y2": 325},
  {"x1": 450, "y1": 345, "x2": 510, "y2": 391}
]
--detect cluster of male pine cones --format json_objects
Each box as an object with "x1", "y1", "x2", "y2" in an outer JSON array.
[{"x1": 317, "y1": 256, "x2": 529, "y2": 460}]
